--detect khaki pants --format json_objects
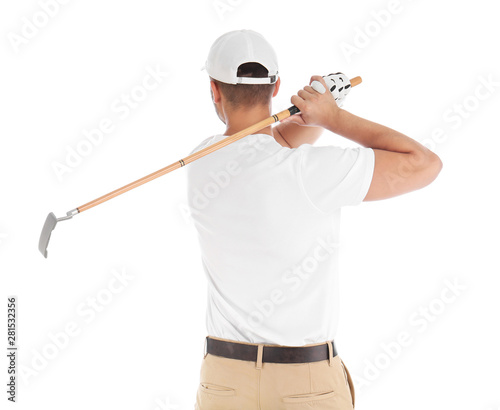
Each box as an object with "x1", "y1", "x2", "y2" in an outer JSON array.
[{"x1": 195, "y1": 336, "x2": 355, "y2": 410}]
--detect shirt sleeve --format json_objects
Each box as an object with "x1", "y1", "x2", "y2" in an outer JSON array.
[{"x1": 298, "y1": 144, "x2": 375, "y2": 213}]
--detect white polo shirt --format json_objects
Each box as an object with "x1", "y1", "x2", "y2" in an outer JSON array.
[{"x1": 186, "y1": 133, "x2": 374, "y2": 346}]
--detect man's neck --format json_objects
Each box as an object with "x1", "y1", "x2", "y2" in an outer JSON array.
[{"x1": 222, "y1": 106, "x2": 273, "y2": 137}]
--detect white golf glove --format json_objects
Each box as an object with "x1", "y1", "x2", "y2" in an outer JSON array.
[{"x1": 311, "y1": 72, "x2": 351, "y2": 107}]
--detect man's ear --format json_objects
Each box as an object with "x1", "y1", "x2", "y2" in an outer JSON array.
[
  {"x1": 272, "y1": 77, "x2": 281, "y2": 98},
  {"x1": 210, "y1": 80, "x2": 222, "y2": 103}
]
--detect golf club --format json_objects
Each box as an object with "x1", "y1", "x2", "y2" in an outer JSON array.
[{"x1": 39, "y1": 74, "x2": 362, "y2": 258}]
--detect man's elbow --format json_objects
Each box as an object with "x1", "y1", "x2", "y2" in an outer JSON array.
[
  {"x1": 414, "y1": 149, "x2": 443, "y2": 187},
  {"x1": 426, "y1": 151, "x2": 443, "y2": 180}
]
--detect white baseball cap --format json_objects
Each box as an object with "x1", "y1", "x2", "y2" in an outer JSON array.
[{"x1": 203, "y1": 29, "x2": 279, "y2": 85}]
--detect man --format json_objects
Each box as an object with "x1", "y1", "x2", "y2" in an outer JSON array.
[{"x1": 187, "y1": 29, "x2": 442, "y2": 409}]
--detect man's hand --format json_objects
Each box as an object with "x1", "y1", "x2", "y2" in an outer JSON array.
[{"x1": 281, "y1": 75, "x2": 341, "y2": 128}]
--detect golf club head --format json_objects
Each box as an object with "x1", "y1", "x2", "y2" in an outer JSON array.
[
  {"x1": 38, "y1": 209, "x2": 79, "y2": 258},
  {"x1": 39, "y1": 212, "x2": 58, "y2": 258}
]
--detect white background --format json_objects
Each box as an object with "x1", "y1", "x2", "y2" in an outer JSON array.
[{"x1": 1, "y1": 0, "x2": 499, "y2": 409}]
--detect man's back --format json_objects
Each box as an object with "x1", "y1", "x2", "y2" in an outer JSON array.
[{"x1": 187, "y1": 132, "x2": 374, "y2": 346}]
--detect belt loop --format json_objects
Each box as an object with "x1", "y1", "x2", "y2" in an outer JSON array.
[
  {"x1": 255, "y1": 344, "x2": 264, "y2": 369},
  {"x1": 327, "y1": 341, "x2": 334, "y2": 367},
  {"x1": 203, "y1": 336, "x2": 208, "y2": 359}
]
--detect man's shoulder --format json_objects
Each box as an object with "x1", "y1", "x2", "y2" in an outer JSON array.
[{"x1": 189, "y1": 135, "x2": 218, "y2": 155}]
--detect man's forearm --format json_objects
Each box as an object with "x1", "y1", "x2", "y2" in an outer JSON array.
[
  {"x1": 274, "y1": 121, "x2": 324, "y2": 148},
  {"x1": 328, "y1": 109, "x2": 431, "y2": 156}
]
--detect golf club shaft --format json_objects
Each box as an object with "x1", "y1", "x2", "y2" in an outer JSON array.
[{"x1": 77, "y1": 76, "x2": 362, "y2": 213}]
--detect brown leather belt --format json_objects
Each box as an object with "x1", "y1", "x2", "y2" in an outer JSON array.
[{"x1": 205, "y1": 336, "x2": 338, "y2": 364}]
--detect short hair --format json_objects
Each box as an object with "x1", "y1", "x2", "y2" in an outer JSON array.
[{"x1": 210, "y1": 62, "x2": 276, "y2": 109}]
